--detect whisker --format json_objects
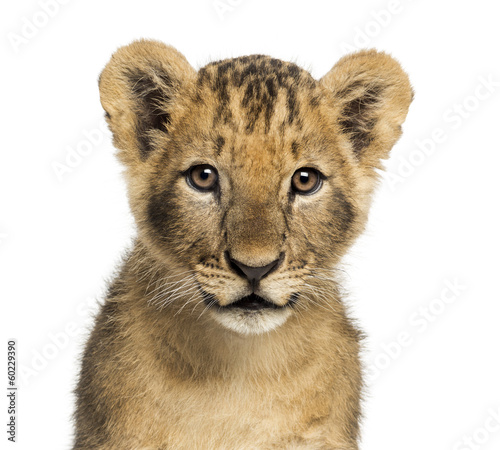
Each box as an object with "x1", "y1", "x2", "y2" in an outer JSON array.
[
  {"x1": 163, "y1": 286, "x2": 199, "y2": 308},
  {"x1": 148, "y1": 275, "x2": 197, "y2": 304},
  {"x1": 153, "y1": 284, "x2": 198, "y2": 310},
  {"x1": 174, "y1": 290, "x2": 202, "y2": 316},
  {"x1": 146, "y1": 271, "x2": 198, "y2": 295},
  {"x1": 198, "y1": 298, "x2": 217, "y2": 320}
]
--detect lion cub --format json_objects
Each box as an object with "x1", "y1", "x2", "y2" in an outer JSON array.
[{"x1": 74, "y1": 40, "x2": 412, "y2": 449}]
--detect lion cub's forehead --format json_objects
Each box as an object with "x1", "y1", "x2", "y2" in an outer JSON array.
[
  {"x1": 182, "y1": 55, "x2": 325, "y2": 172},
  {"x1": 196, "y1": 55, "x2": 318, "y2": 129}
]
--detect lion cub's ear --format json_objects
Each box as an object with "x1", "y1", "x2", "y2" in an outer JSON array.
[
  {"x1": 320, "y1": 50, "x2": 413, "y2": 166},
  {"x1": 99, "y1": 39, "x2": 196, "y2": 165}
]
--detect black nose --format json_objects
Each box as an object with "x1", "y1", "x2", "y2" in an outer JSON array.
[{"x1": 227, "y1": 254, "x2": 281, "y2": 284}]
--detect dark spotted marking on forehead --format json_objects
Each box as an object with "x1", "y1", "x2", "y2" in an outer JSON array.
[
  {"x1": 214, "y1": 135, "x2": 225, "y2": 155},
  {"x1": 196, "y1": 55, "x2": 317, "y2": 134},
  {"x1": 309, "y1": 95, "x2": 321, "y2": 108}
]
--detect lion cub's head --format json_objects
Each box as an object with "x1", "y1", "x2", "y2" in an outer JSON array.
[{"x1": 99, "y1": 40, "x2": 412, "y2": 335}]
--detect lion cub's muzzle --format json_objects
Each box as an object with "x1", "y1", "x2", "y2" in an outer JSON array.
[{"x1": 203, "y1": 251, "x2": 290, "y2": 311}]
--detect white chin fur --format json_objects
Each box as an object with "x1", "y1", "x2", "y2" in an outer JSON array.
[{"x1": 209, "y1": 307, "x2": 292, "y2": 336}]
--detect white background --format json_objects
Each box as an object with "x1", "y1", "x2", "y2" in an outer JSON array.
[{"x1": 1, "y1": 0, "x2": 499, "y2": 449}]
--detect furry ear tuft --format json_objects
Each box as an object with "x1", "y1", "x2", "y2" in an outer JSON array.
[
  {"x1": 99, "y1": 39, "x2": 196, "y2": 164},
  {"x1": 123, "y1": 66, "x2": 175, "y2": 158},
  {"x1": 320, "y1": 50, "x2": 413, "y2": 165}
]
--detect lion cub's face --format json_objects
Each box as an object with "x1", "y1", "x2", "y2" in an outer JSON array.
[{"x1": 99, "y1": 40, "x2": 412, "y2": 335}]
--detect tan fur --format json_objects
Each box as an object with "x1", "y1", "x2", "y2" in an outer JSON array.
[{"x1": 74, "y1": 40, "x2": 412, "y2": 449}]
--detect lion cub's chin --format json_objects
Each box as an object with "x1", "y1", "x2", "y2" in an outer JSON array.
[{"x1": 209, "y1": 307, "x2": 293, "y2": 336}]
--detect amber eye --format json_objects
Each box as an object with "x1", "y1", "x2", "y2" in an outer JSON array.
[
  {"x1": 291, "y1": 168, "x2": 322, "y2": 195},
  {"x1": 187, "y1": 165, "x2": 218, "y2": 191}
]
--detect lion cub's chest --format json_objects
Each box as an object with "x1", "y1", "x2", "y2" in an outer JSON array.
[{"x1": 137, "y1": 373, "x2": 331, "y2": 448}]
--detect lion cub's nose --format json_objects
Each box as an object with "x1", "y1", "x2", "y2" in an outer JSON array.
[{"x1": 227, "y1": 253, "x2": 281, "y2": 284}]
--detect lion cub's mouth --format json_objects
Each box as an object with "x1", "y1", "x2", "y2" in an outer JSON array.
[
  {"x1": 202, "y1": 292, "x2": 291, "y2": 311},
  {"x1": 203, "y1": 291, "x2": 298, "y2": 334},
  {"x1": 223, "y1": 294, "x2": 283, "y2": 311}
]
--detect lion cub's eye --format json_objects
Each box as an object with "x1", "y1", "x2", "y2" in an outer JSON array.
[
  {"x1": 291, "y1": 168, "x2": 322, "y2": 195},
  {"x1": 187, "y1": 165, "x2": 218, "y2": 191}
]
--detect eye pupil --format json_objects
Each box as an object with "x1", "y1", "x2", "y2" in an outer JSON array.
[{"x1": 299, "y1": 173, "x2": 309, "y2": 184}]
